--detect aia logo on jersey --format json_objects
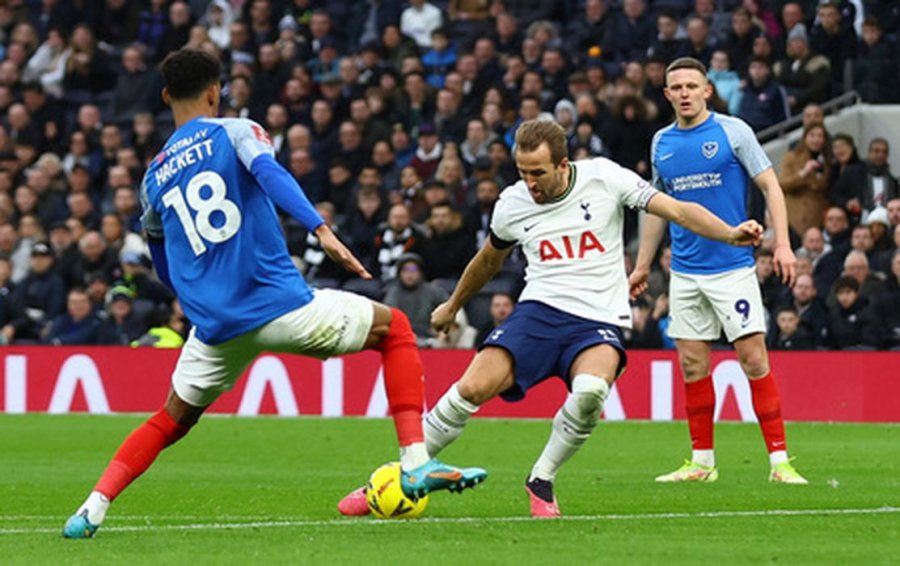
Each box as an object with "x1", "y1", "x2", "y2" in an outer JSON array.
[
  {"x1": 539, "y1": 231, "x2": 605, "y2": 261},
  {"x1": 251, "y1": 123, "x2": 272, "y2": 146},
  {"x1": 702, "y1": 141, "x2": 719, "y2": 159}
]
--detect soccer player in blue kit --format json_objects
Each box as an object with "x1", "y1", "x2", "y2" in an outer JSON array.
[
  {"x1": 63, "y1": 49, "x2": 485, "y2": 539},
  {"x1": 629, "y1": 57, "x2": 808, "y2": 484}
]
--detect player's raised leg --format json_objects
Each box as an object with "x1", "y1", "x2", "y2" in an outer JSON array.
[
  {"x1": 655, "y1": 339, "x2": 719, "y2": 483},
  {"x1": 526, "y1": 344, "x2": 618, "y2": 517},
  {"x1": 364, "y1": 303, "x2": 487, "y2": 499},
  {"x1": 63, "y1": 390, "x2": 203, "y2": 538},
  {"x1": 734, "y1": 334, "x2": 807, "y2": 484}
]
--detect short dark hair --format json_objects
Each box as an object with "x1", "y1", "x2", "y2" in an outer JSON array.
[
  {"x1": 665, "y1": 57, "x2": 708, "y2": 79},
  {"x1": 160, "y1": 49, "x2": 222, "y2": 101},
  {"x1": 835, "y1": 275, "x2": 859, "y2": 293}
]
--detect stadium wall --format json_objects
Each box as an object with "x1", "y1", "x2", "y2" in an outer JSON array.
[{"x1": 1, "y1": 348, "x2": 897, "y2": 423}]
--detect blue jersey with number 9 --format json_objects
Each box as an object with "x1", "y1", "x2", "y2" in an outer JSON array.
[{"x1": 140, "y1": 117, "x2": 313, "y2": 344}]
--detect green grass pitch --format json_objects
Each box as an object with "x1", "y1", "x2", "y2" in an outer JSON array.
[{"x1": 2, "y1": 414, "x2": 898, "y2": 565}]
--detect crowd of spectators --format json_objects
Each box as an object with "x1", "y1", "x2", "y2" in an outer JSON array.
[{"x1": 0, "y1": 0, "x2": 898, "y2": 350}]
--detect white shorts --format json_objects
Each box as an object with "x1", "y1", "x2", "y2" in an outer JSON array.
[
  {"x1": 667, "y1": 266, "x2": 766, "y2": 342},
  {"x1": 172, "y1": 289, "x2": 373, "y2": 407}
]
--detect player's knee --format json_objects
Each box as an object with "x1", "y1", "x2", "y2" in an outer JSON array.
[
  {"x1": 739, "y1": 353, "x2": 769, "y2": 379},
  {"x1": 374, "y1": 307, "x2": 416, "y2": 351},
  {"x1": 456, "y1": 378, "x2": 493, "y2": 406},
  {"x1": 679, "y1": 354, "x2": 709, "y2": 381},
  {"x1": 570, "y1": 374, "x2": 610, "y2": 415}
]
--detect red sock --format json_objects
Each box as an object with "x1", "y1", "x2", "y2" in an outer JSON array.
[
  {"x1": 94, "y1": 409, "x2": 191, "y2": 501},
  {"x1": 685, "y1": 376, "x2": 715, "y2": 451},
  {"x1": 749, "y1": 370, "x2": 787, "y2": 453},
  {"x1": 375, "y1": 308, "x2": 425, "y2": 446}
]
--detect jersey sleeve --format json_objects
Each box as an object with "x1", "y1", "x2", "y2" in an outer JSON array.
[
  {"x1": 605, "y1": 159, "x2": 659, "y2": 210},
  {"x1": 650, "y1": 130, "x2": 666, "y2": 192},
  {"x1": 139, "y1": 176, "x2": 163, "y2": 239},
  {"x1": 488, "y1": 191, "x2": 518, "y2": 245},
  {"x1": 221, "y1": 118, "x2": 276, "y2": 171},
  {"x1": 720, "y1": 116, "x2": 772, "y2": 178}
]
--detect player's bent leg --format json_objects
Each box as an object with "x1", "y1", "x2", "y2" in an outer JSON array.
[
  {"x1": 367, "y1": 303, "x2": 428, "y2": 467},
  {"x1": 733, "y1": 334, "x2": 807, "y2": 484},
  {"x1": 424, "y1": 347, "x2": 514, "y2": 454},
  {"x1": 63, "y1": 390, "x2": 204, "y2": 538},
  {"x1": 526, "y1": 345, "x2": 618, "y2": 518}
]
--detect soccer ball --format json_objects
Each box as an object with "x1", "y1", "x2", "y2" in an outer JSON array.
[{"x1": 366, "y1": 462, "x2": 429, "y2": 519}]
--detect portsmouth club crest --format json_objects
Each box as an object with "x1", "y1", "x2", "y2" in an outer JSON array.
[{"x1": 702, "y1": 141, "x2": 719, "y2": 159}]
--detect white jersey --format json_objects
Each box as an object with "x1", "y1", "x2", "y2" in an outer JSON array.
[{"x1": 491, "y1": 158, "x2": 658, "y2": 328}]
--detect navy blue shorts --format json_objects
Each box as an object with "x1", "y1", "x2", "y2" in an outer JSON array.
[{"x1": 479, "y1": 300, "x2": 627, "y2": 401}]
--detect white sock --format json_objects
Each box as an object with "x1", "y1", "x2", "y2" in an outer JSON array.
[
  {"x1": 530, "y1": 375, "x2": 609, "y2": 482},
  {"x1": 76, "y1": 491, "x2": 110, "y2": 526},
  {"x1": 692, "y1": 450, "x2": 715, "y2": 468},
  {"x1": 399, "y1": 442, "x2": 430, "y2": 470},
  {"x1": 423, "y1": 384, "x2": 479, "y2": 457},
  {"x1": 769, "y1": 450, "x2": 789, "y2": 466}
]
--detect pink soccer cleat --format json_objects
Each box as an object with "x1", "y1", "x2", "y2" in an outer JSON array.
[
  {"x1": 525, "y1": 477, "x2": 560, "y2": 518},
  {"x1": 337, "y1": 486, "x2": 371, "y2": 516}
]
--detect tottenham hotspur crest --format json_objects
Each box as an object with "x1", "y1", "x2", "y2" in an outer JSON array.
[
  {"x1": 580, "y1": 200, "x2": 592, "y2": 221},
  {"x1": 702, "y1": 141, "x2": 719, "y2": 159}
]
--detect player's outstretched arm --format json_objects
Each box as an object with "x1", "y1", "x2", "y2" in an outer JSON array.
[
  {"x1": 316, "y1": 224, "x2": 372, "y2": 280},
  {"x1": 629, "y1": 212, "x2": 668, "y2": 299},
  {"x1": 431, "y1": 239, "x2": 511, "y2": 333},
  {"x1": 647, "y1": 192, "x2": 763, "y2": 247},
  {"x1": 753, "y1": 168, "x2": 797, "y2": 287}
]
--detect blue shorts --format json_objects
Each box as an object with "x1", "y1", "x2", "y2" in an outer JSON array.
[{"x1": 480, "y1": 300, "x2": 627, "y2": 401}]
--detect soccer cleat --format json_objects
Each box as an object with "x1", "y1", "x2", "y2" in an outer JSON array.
[
  {"x1": 769, "y1": 460, "x2": 808, "y2": 485},
  {"x1": 400, "y1": 458, "x2": 487, "y2": 499},
  {"x1": 655, "y1": 459, "x2": 719, "y2": 483},
  {"x1": 525, "y1": 477, "x2": 560, "y2": 518},
  {"x1": 337, "y1": 486, "x2": 371, "y2": 516},
  {"x1": 62, "y1": 509, "x2": 99, "y2": 539}
]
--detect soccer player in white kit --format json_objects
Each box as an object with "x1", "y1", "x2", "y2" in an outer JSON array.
[
  {"x1": 629, "y1": 57, "x2": 808, "y2": 485},
  {"x1": 339, "y1": 119, "x2": 763, "y2": 518}
]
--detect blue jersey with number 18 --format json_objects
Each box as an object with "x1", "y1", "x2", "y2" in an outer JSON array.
[{"x1": 140, "y1": 117, "x2": 313, "y2": 345}]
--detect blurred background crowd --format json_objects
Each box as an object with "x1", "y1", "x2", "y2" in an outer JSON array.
[{"x1": 0, "y1": 0, "x2": 897, "y2": 350}]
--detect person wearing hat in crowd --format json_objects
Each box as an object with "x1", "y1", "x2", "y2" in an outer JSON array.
[
  {"x1": 97, "y1": 284, "x2": 146, "y2": 345},
  {"x1": 773, "y1": 23, "x2": 831, "y2": 114},
  {"x1": 42, "y1": 287, "x2": 102, "y2": 345},
  {"x1": 383, "y1": 252, "x2": 448, "y2": 347},
  {"x1": 2, "y1": 240, "x2": 66, "y2": 344},
  {"x1": 864, "y1": 207, "x2": 894, "y2": 273},
  {"x1": 410, "y1": 123, "x2": 443, "y2": 181}
]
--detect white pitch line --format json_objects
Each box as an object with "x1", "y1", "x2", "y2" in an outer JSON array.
[{"x1": 1, "y1": 507, "x2": 897, "y2": 536}]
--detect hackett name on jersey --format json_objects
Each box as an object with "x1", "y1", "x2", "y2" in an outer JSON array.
[{"x1": 538, "y1": 230, "x2": 606, "y2": 261}]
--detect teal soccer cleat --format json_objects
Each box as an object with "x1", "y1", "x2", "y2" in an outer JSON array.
[
  {"x1": 62, "y1": 509, "x2": 99, "y2": 539},
  {"x1": 400, "y1": 459, "x2": 487, "y2": 499}
]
